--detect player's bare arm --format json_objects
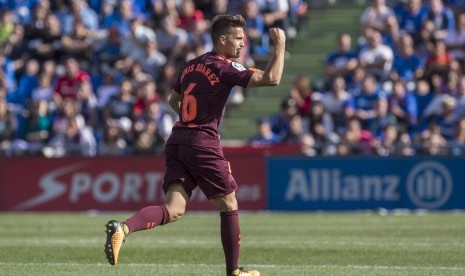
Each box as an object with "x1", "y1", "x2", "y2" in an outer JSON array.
[
  {"x1": 248, "y1": 28, "x2": 286, "y2": 87},
  {"x1": 168, "y1": 90, "x2": 181, "y2": 114}
]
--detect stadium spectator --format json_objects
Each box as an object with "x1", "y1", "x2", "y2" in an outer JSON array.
[
  {"x1": 132, "y1": 119, "x2": 165, "y2": 155},
  {"x1": 70, "y1": 0, "x2": 99, "y2": 31},
  {"x1": 425, "y1": 0, "x2": 455, "y2": 40},
  {"x1": 453, "y1": 76, "x2": 465, "y2": 119},
  {"x1": 31, "y1": 72, "x2": 54, "y2": 104},
  {"x1": 0, "y1": 47, "x2": 17, "y2": 95},
  {"x1": 370, "y1": 97, "x2": 397, "y2": 137},
  {"x1": 391, "y1": 33, "x2": 424, "y2": 82},
  {"x1": 307, "y1": 99, "x2": 338, "y2": 150},
  {"x1": 95, "y1": 26, "x2": 122, "y2": 66},
  {"x1": 120, "y1": 17, "x2": 156, "y2": 62},
  {"x1": 0, "y1": 9, "x2": 14, "y2": 44},
  {"x1": 8, "y1": 58, "x2": 39, "y2": 106},
  {"x1": 418, "y1": 122, "x2": 448, "y2": 155},
  {"x1": 155, "y1": 15, "x2": 188, "y2": 59},
  {"x1": 96, "y1": 69, "x2": 119, "y2": 109},
  {"x1": 25, "y1": 3, "x2": 49, "y2": 40},
  {"x1": 360, "y1": 0, "x2": 395, "y2": 34},
  {"x1": 269, "y1": 98, "x2": 299, "y2": 140},
  {"x1": 60, "y1": 19, "x2": 94, "y2": 61},
  {"x1": 0, "y1": 98, "x2": 17, "y2": 155},
  {"x1": 414, "y1": 79, "x2": 437, "y2": 130},
  {"x1": 156, "y1": 60, "x2": 178, "y2": 93},
  {"x1": 358, "y1": 29, "x2": 394, "y2": 81},
  {"x1": 53, "y1": 56, "x2": 91, "y2": 107},
  {"x1": 177, "y1": 0, "x2": 205, "y2": 32},
  {"x1": 424, "y1": 39, "x2": 453, "y2": 79},
  {"x1": 28, "y1": 13, "x2": 63, "y2": 62},
  {"x1": 320, "y1": 76, "x2": 352, "y2": 134},
  {"x1": 47, "y1": 98, "x2": 96, "y2": 157},
  {"x1": 0, "y1": 0, "x2": 38, "y2": 25},
  {"x1": 259, "y1": 0, "x2": 290, "y2": 33},
  {"x1": 299, "y1": 133, "x2": 317, "y2": 156},
  {"x1": 22, "y1": 100, "x2": 52, "y2": 153},
  {"x1": 250, "y1": 118, "x2": 281, "y2": 146},
  {"x1": 2, "y1": 24, "x2": 28, "y2": 61},
  {"x1": 374, "y1": 123, "x2": 400, "y2": 156},
  {"x1": 140, "y1": 40, "x2": 167, "y2": 80},
  {"x1": 396, "y1": 0, "x2": 428, "y2": 43},
  {"x1": 185, "y1": 19, "x2": 213, "y2": 60},
  {"x1": 434, "y1": 95, "x2": 458, "y2": 139},
  {"x1": 288, "y1": 74, "x2": 312, "y2": 115},
  {"x1": 388, "y1": 80, "x2": 418, "y2": 132},
  {"x1": 444, "y1": 13, "x2": 465, "y2": 70},
  {"x1": 141, "y1": 101, "x2": 174, "y2": 141},
  {"x1": 98, "y1": 124, "x2": 128, "y2": 156},
  {"x1": 347, "y1": 75, "x2": 386, "y2": 128},
  {"x1": 102, "y1": 0, "x2": 134, "y2": 37},
  {"x1": 53, "y1": 0, "x2": 74, "y2": 36},
  {"x1": 283, "y1": 114, "x2": 306, "y2": 144},
  {"x1": 243, "y1": 0, "x2": 267, "y2": 55},
  {"x1": 103, "y1": 78, "x2": 135, "y2": 137},
  {"x1": 343, "y1": 117, "x2": 375, "y2": 155},
  {"x1": 325, "y1": 33, "x2": 358, "y2": 82},
  {"x1": 383, "y1": 14, "x2": 401, "y2": 49},
  {"x1": 76, "y1": 80, "x2": 98, "y2": 129},
  {"x1": 450, "y1": 117, "x2": 465, "y2": 155}
]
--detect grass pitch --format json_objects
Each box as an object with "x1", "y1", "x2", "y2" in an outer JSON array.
[{"x1": 1, "y1": 211, "x2": 464, "y2": 275}]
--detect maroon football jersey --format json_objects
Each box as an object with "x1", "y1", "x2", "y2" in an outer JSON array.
[{"x1": 167, "y1": 52, "x2": 254, "y2": 147}]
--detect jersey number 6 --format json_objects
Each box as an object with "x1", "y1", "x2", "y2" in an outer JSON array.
[{"x1": 182, "y1": 82, "x2": 198, "y2": 122}]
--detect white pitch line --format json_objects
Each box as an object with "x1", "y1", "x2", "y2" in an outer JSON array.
[
  {"x1": 0, "y1": 262, "x2": 464, "y2": 271},
  {"x1": 2, "y1": 238, "x2": 465, "y2": 249}
]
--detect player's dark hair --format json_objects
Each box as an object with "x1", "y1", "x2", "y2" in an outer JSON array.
[{"x1": 211, "y1": 14, "x2": 246, "y2": 44}]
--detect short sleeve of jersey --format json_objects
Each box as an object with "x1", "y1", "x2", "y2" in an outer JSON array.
[{"x1": 218, "y1": 61, "x2": 254, "y2": 88}]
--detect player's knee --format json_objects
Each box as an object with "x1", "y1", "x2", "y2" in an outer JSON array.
[{"x1": 211, "y1": 193, "x2": 238, "y2": 212}]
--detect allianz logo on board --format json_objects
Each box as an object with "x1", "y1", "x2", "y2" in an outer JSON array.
[
  {"x1": 285, "y1": 161, "x2": 452, "y2": 209},
  {"x1": 406, "y1": 161, "x2": 453, "y2": 209}
]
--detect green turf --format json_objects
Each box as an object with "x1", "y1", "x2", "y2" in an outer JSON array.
[{"x1": 1, "y1": 212, "x2": 465, "y2": 275}]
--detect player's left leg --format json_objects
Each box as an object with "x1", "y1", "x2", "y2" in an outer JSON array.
[
  {"x1": 104, "y1": 182, "x2": 189, "y2": 265},
  {"x1": 211, "y1": 193, "x2": 259, "y2": 276}
]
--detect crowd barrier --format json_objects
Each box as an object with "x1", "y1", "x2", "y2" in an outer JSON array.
[{"x1": 1, "y1": 146, "x2": 463, "y2": 211}]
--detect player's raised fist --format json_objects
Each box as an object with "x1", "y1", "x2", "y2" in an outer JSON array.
[{"x1": 268, "y1": 28, "x2": 286, "y2": 45}]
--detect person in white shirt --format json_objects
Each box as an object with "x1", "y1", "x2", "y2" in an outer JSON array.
[
  {"x1": 360, "y1": 0, "x2": 395, "y2": 33},
  {"x1": 359, "y1": 29, "x2": 394, "y2": 81}
]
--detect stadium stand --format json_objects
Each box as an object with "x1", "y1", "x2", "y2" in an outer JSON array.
[
  {"x1": 0, "y1": 0, "x2": 308, "y2": 157},
  {"x1": 247, "y1": 0, "x2": 465, "y2": 156}
]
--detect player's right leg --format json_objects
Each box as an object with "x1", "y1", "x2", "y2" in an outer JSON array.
[{"x1": 104, "y1": 182, "x2": 189, "y2": 265}]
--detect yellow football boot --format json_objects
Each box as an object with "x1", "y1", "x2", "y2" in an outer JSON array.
[
  {"x1": 231, "y1": 267, "x2": 260, "y2": 276},
  {"x1": 104, "y1": 220, "x2": 126, "y2": 265}
]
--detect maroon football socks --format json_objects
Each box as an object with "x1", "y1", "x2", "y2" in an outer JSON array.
[
  {"x1": 124, "y1": 205, "x2": 170, "y2": 234},
  {"x1": 220, "y1": 210, "x2": 241, "y2": 274}
]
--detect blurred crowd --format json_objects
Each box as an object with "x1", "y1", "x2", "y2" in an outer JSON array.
[
  {"x1": 0, "y1": 0, "x2": 307, "y2": 157},
  {"x1": 250, "y1": 0, "x2": 465, "y2": 156}
]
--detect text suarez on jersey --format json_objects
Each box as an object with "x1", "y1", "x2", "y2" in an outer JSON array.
[{"x1": 180, "y1": 63, "x2": 220, "y2": 86}]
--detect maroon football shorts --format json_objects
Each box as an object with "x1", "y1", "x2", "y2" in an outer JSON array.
[{"x1": 163, "y1": 144, "x2": 238, "y2": 199}]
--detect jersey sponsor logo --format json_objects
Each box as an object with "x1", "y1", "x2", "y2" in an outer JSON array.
[
  {"x1": 232, "y1": 62, "x2": 246, "y2": 71},
  {"x1": 406, "y1": 161, "x2": 452, "y2": 209}
]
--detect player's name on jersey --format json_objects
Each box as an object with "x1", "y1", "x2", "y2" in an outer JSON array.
[{"x1": 181, "y1": 63, "x2": 220, "y2": 86}]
